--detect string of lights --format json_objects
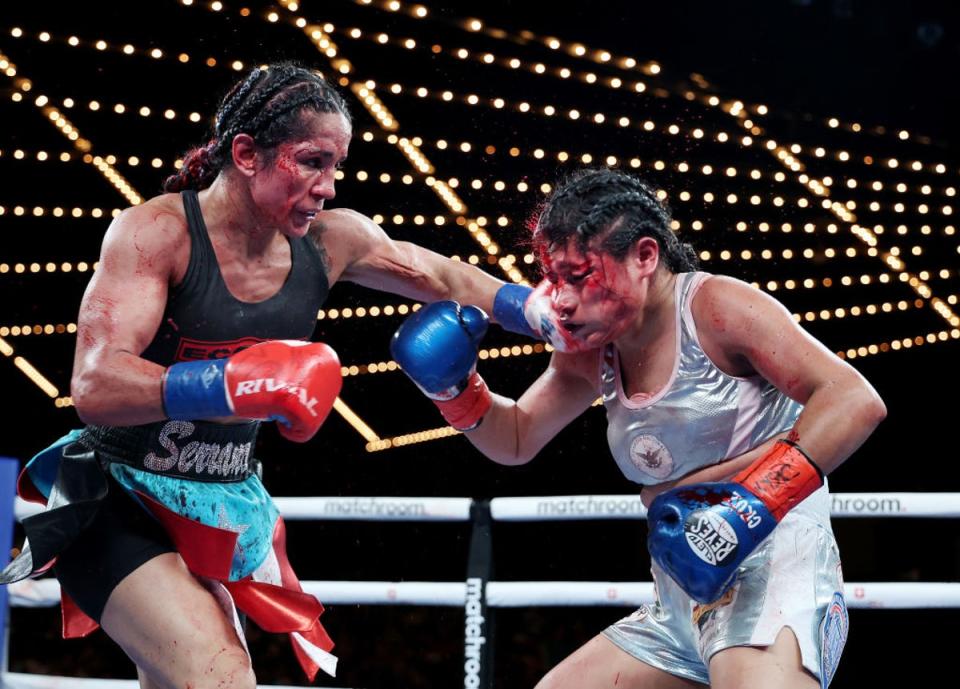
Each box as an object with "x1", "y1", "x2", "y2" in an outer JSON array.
[
  {"x1": 9, "y1": 11, "x2": 956, "y2": 179},
  {"x1": 0, "y1": 148, "x2": 174, "y2": 172},
  {"x1": 0, "y1": 333, "x2": 61, "y2": 400},
  {"x1": 344, "y1": 0, "x2": 953, "y2": 156},
  {"x1": 8, "y1": 284, "x2": 957, "y2": 344},
  {"x1": 8, "y1": 80, "x2": 948, "y2": 182},
  {"x1": 4, "y1": 57, "x2": 954, "y2": 201},
  {"x1": 736, "y1": 112, "x2": 960, "y2": 332},
  {"x1": 268, "y1": 9, "x2": 533, "y2": 287},
  {"x1": 7, "y1": 244, "x2": 955, "y2": 288},
  {"x1": 279, "y1": 4, "x2": 940, "y2": 292},
  {"x1": 355, "y1": 127, "x2": 955, "y2": 180},
  {"x1": 3, "y1": 96, "x2": 142, "y2": 205},
  {"x1": 0, "y1": 324, "x2": 78, "y2": 337},
  {"x1": 0, "y1": 205, "x2": 120, "y2": 219},
  {"x1": 842, "y1": 328, "x2": 960, "y2": 360},
  {"x1": 0, "y1": 48, "x2": 138, "y2": 404},
  {"x1": 0, "y1": 262, "x2": 96, "y2": 274},
  {"x1": 7, "y1": 133, "x2": 949, "y2": 202},
  {"x1": 364, "y1": 425, "x2": 460, "y2": 453},
  {"x1": 5, "y1": 85, "x2": 206, "y2": 125},
  {"x1": 1, "y1": 193, "x2": 949, "y2": 222},
  {"x1": 11, "y1": 136, "x2": 954, "y2": 208},
  {"x1": 321, "y1": 70, "x2": 955, "y2": 177},
  {"x1": 344, "y1": 0, "x2": 662, "y2": 75},
  {"x1": 5, "y1": 25, "x2": 248, "y2": 73},
  {"x1": 323, "y1": 22, "x2": 653, "y2": 99}
]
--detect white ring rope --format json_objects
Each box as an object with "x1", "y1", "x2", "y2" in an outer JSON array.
[
  {"x1": 14, "y1": 496, "x2": 473, "y2": 522},
  {"x1": 16, "y1": 492, "x2": 960, "y2": 523},
  {"x1": 9, "y1": 579, "x2": 960, "y2": 609},
  {"x1": 7, "y1": 491, "x2": 959, "y2": 689},
  {"x1": 489, "y1": 493, "x2": 960, "y2": 520}
]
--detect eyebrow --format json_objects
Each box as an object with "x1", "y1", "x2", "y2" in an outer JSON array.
[{"x1": 302, "y1": 149, "x2": 348, "y2": 165}]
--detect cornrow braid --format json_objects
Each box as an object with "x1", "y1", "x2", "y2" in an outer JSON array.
[
  {"x1": 534, "y1": 168, "x2": 699, "y2": 273},
  {"x1": 214, "y1": 67, "x2": 266, "y2": 138},
  {"x1": 243, "y1": 88, "x2": 332, "y2": 141},
  {"x1": 162, "y1": 61, "x2": 351, "y2": 193},
  {"x1": 216, "y1": 66, "x2": 302, "y2": 144},
  {"x1": 162, "y1": 138, "x2": 219, "y2": 193}
]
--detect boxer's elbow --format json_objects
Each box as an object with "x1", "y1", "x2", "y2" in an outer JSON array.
[
  {"x1": 70, "y1": 372, "x2": 103, "y2": 425},
  {"x1": 839, "y1": 380, "x2": 886, "y2": 439},
  {"x1": 70, "y1": 360, "x2": 116, "y2": 425},
  {"x1": 861, "y1": 389, "x2": 887, "y2": 431}
]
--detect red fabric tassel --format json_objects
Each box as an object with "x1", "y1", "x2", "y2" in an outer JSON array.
[
  {"x1": 136, "y1": 491, "x2": 238, "y2": 580},
  {"x1": 61, "y1": 590, "x2": 99, "y2": 639}
]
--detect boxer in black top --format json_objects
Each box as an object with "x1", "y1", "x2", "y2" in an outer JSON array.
[{"x1": 2, "y1": 62, "x2": 550, "y2": 689}]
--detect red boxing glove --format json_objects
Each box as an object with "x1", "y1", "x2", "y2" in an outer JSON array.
[
  {"x1": 731, "y1": 439, "x2": 824, "y2": 521},
  {"x1": 226, "y1": 340, "x2": 342, "y2": 442}
]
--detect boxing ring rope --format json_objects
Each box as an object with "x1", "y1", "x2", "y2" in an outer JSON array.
[
  {"x1": 5, "y1": 484, "x2": 960, "y2": 689},
  {"x1": 10, "y1": 577, "x2": 960, "y2": 611}
]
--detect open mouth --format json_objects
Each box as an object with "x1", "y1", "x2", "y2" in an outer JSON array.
[{"x1": 296, "y1": 210, "x2": 319, "y2": 225}]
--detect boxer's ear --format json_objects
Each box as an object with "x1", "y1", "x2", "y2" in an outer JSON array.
[{"x1": 230, "y1": 134, "x2": 259, "y2": 176}]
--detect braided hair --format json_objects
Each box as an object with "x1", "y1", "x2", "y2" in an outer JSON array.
[
  {"x1": 163, "y1": 62, "x2": 351, "y2": 192},
  {"x1": 533, "y1": 168, "x2": 699, "y2": 273}
]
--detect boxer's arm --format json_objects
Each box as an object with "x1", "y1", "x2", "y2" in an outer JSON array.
[
  {"x1": 71, "y1": 203, "x2": 185, "y2": 425},
  {"x1": 693, "y1": 275, "x2": 886, "y2": 474},
  {"x1": 313, "y1": 208, "x2": 504, "y2": 314},
  {"x1": 462, "y1": 350, "x2": 599, "y2": 465}
]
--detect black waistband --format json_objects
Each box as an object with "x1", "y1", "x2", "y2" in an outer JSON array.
[{"x1": 81, "y1": 420, "x2": 260, "y2": 482}]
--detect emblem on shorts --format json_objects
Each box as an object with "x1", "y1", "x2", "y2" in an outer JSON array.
[
  {"x1": 692, "y1": 586, "x2": 736, "y2": 627},
  {"x1": 615, "y1": 605, "x2": 650, "y2": 625},
  {"x1": 628, "y1": 434, "x2": 674, "y2": 479},
  {"x1": 684, "y1": 510, "x2": 738, "y2": 566},
  {"x1": 819, "y1": 592, "x2": 848, "y2": 688}
]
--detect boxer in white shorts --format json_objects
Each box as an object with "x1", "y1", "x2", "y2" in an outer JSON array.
[{"x1": 391, "y1": 168, "x2": 885, "y2": 688}]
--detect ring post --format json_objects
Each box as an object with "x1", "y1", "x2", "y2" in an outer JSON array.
[
  {"x1": 0, "y1": 456, "x2": 19, "y2": 674},
  {"x1": 464, "y1": 500, "x2": 493, "y2": 689}
]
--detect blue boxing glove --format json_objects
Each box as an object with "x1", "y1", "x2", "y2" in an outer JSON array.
[
  {"x1": 391, "y1": 301, "x2": 492, "y2": 430},
  {"x1": 647, "y1": 440, "x2": 824, "y2": 603},
  {"x1": 494, "y1": 281, "x2": 587, "y2": 353}
]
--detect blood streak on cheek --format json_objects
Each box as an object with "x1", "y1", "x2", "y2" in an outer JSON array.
[
  {"x1": 80, "y1": 328, "x2": 98, "y2": 349},
  {"x1": 275, "y1": 148, "x2": 299, "y2": 176},
  {"x1": 272, "y1": 149, "x2": 304, "y2": 201}
]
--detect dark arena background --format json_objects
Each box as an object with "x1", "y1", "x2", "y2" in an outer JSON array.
[{"x1": 1, "y1": 1, "x2": 958, "y2": 687}]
